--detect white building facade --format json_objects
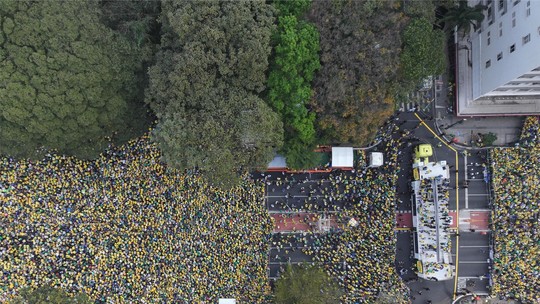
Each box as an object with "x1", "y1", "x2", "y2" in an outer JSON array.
[{"x1": 457, "y1": 0, "x2": 540, "y2": 116}]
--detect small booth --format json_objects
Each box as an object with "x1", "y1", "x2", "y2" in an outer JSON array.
[
  {"x1": 331, "y1": 147, "x2": 354, "y2": 169},
  {"x1": 368, "y1": 152, "x2": 384, "y2": 168}
]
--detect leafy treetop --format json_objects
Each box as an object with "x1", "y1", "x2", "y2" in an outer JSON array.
[{"x1": 0, "y1": 0, "x2": 143, "y2": 159}]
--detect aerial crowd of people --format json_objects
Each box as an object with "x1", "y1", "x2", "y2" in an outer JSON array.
[
  {"x1": 312, "y1": 124, "x2": 411, "y2": 303},
  {"x1": 490, "y1": 116, "x2": 540, "y2": 302},
  {"x1": 267, "y1": 119, "x2": 411, "y2": 303},
  {"x1": 0, "y1": 135, "x2": 273, "y2": 303}
]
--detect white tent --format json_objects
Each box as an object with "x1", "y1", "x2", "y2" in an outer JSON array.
[
  {"x1": 267, "y1": 155, "x2": 287, "y2": 169},
  {"x1": 369, "y1": 152, "x2": 384, "y2": 167},
  {"x1": 219, "y1": 299, "x2": 236, "y2": 304},
  {"x1": 331, "y1": 147, "x2": 354, "y2": 168}
]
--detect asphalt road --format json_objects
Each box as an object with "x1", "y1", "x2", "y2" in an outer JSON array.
[{"x1": 262, "y1": 110, "x2": 495, "y2": 302}]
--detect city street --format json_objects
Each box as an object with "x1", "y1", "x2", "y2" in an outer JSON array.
[{"x1": 261, "y1": 109, "x2": 495, "y2": 302}]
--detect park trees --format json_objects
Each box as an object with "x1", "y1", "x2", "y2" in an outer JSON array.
[
  {"x1": 146, "y1": 0, "x2": 282, "y2": 187},
  {"x1": 267, "y1": 1, "x2": 321, "y2": 169},
  {"x1": 307, "y1": 0, "x2": 406, "y2": 146},
  {"x1": 0, "y1": 0, "x2": 146, "y2": 159},
  {"x1": 400, "y1": 18, "x2": 446, "y2": 89},
  {"x1": 11, "y1": 286, "x2": 91, "y2": 304},
  {"x1": 440, "y1": 0, "x2": 486, "y2": 35},
  {"x1": 274, "y1": 264, "x2": 343, "y2": 304}
]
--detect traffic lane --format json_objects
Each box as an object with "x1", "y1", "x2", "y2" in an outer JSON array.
[
  {"x1": 457, "y1": 261, "x2": 489, "y2": 277},
  {"x1": 267, "y1": 180, "x2": 348, "y2": 197},
  {"x1": 271, "y1": 233, "x2": 318, "y2": 248},
  {"x1": 467, "y1": 195, "x2": 490, "y2": 210},
  {"x1": 395, "y1": 232, "x2": 418, "y2": 282},
  {"x1": 458, "y1": 246, "x2": 490, "y2": 262},
  {"x1": 466, "y1": 180, "x2": 488, "y2": 195},
  {"x1": 457, "y1": 232, "x2": 490, "y2": 247},
  {"x1": 266, "y1": 196, "x2": 347, "y2": 211},
  {"x1": 269, "y1": 248, "x2": 314, "y2": 263},
  {"x1": 408, "y1": 278, "x2": 454, "y2": 304},
  {"x1": 463, "y1": 277, "x2": 490, "y2": 293},
  {"x1": 269, "y1": 264, "x2": 283, "y2": 278}
]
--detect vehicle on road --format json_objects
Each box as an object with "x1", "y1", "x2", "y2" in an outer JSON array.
[{"x1": 411, "y1": 144, "x2": 455, "y2": 281}]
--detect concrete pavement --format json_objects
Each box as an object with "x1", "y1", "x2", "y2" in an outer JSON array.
[{"x1": 426, "y1": 73, "x2": 524, "y2": 148}]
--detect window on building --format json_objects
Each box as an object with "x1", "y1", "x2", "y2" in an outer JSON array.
[
  {"x1": 527, "y1": 7, "x2": 531, "y2": 16},
  {"x1": 487, "y1": 4, "x2": 494, "y2": 24},
  {"x1": 500, "y1": 0, "x2": 508, "y2": 14},
  {"x1": 513, "y1": 0, "x2": 521, "y2": 6},
  {"x1": 486, "y1": 60, "x2": 491, "y2": 68},
  {"x1": 510, "y1": 44, "x2": 516, "y2": 52},
  {"x1": 497, "y1": 52, "x2": 503, "y2": 61},
  {"x1": 488, "y1": 37, "x2": 491, "y2": 45},
  {"x1": 523, "y1": 33, "x2": 531, "y2": 44},
  {"x1": 512, "y1": 18, "x2": 516, "y2": 27},
  {"x1": 500, "y1": 28, "x2": 503, "y2": 36}
]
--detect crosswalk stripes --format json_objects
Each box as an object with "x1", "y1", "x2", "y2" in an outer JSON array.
[
  {"x1": 399, "y1": 99, "x2": 433, "y2": 112},
  {"x1": 395, "y1": 210, "x2": 411, "y2": 214}
]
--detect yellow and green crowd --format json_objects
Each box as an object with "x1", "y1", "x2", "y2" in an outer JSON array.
[
  {"x1": 305, "y1": 122, "x2": 410, "y2": 303},
  {"x1": 0, "y1": 135, "x2": 272, "y2": 303},
  {"x1": 490, "y1": 116, "x2": 540, "y2": 303}
]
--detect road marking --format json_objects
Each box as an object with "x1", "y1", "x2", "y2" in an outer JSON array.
[
  {"x1": 458, "y1": 276, "x2": 483, "y2": 279},
  {"x1": 464, "y1": 153, "x2": 468, "y2": 209}
]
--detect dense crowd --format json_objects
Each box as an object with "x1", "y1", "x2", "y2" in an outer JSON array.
[
  {"x1": 269, "y1": 119, "x2": 411, "y2": 303},
  {"x1": 0, "y1": 135, "x2": 272, "y2": 303},
  {"x1": 490, "y1": 116, "x2": 540, "y2": 303},
  {"x1": 312, "y1": 126, "x2": 410, "y2": 303}
]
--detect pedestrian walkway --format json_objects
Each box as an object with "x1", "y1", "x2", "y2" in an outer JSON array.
[
  {"x1": 271, "y1": 213, "x2": 340, "y2": 233},
  {"x1": 458, "y1": 210, "x2": 490, "y2": 231},
  {"x1": 399, "y1": 98, "x2": 433, "y2": 113}
]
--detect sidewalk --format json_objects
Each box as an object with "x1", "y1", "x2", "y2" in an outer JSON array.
[{"x1": 430, "y1": 74, "x2": 524, "y2": 148}]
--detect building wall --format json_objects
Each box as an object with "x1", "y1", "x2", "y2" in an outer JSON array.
[{"x1": 469, "y1": 0, "x2": 540, "y2": 99}]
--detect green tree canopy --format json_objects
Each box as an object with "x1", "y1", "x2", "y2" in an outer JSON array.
[
  {"x1": 0, "y1": 0, "x2": 145, "y2": 159},
  {"x1": 11, "y1": 286, "x2": 91, "y2": 304},
  {"x1": 440, "y1": 0, "x2": 486, "y2": 34},
  {"x1": 272, "y1": 0, "x2": 311, "y2": 17},
  {"x1": 267, "y1": 13, "x2": 320, "y2": 169},
  {"x1": 400, "y1": 18, "x2": 446, "y2": 88},
  {"x1": 307, "y1": 0, "x2": 406, "y2": 146},
  {"x1": 146, "y1": 0, "x2": 282, "y2": 187},
  {"x1": 274, "y1": 264, "x2": 343, "y2": 304}
]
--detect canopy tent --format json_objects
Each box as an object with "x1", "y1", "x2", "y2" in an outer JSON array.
[
  {"x1": 369, "y1": 152, "x2": 384, "y2": 167},
  {"x1": 331, "y1": 147, "x2": 354, "y2": 168},
  {"x1": 267, "y1": 155, "x2": 287, "y2": 169}
]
